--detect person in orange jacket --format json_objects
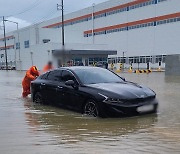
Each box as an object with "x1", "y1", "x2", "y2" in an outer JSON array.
[
  {"x1": 22, "y1": 66, "x2": 40, "y2": 97},
  {"x1": 43, "y1": 61, "x2": 54, "y2": 73}
]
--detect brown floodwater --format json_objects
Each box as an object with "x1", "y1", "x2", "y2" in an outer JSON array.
[{"x1": 0, "y1": 71, "x2": 180, "y2": 154}]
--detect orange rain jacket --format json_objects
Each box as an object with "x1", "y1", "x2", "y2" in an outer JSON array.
[
  {"x1": 43, "y1": 64, "x2": 54, "y2": 73},
  {"x1": 22, "y1": 66, "x2": 40, "y2": 97}
]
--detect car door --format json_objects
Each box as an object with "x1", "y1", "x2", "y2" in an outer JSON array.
[
  {"x1": 38, "y1": 72, "x2": 50, "y2": 102},
  {"x1": 60, "y1": 70, "x2": 84, "y2": 110},
  {"x1": 45, "y1": 70, "x2": 63, "y2": 105}
]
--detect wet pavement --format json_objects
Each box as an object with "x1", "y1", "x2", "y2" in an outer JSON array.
[{"x1": 0, "y1": 70, "x2": 180, "y2": 154}]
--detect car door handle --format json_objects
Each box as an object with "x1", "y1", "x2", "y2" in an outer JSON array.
[
  {"x1": 41, "y1": 83, "x2": 46, "y2": 86},
  {"x1": 57, "y1": 86, "x2": 63, "y2": 89},
  {"x1": 56, "y1": 86, "x2": 63, "y2": 92}
]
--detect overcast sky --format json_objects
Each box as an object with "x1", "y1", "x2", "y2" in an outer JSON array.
[{"x1": 0, "y1": 0, "x2": 108, "y2": 34}]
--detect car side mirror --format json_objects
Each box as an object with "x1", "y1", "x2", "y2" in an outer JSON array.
[
  {"x1": 65, "y1": 80, "x2": 79, "y2": 90},
  {"x1": 65, "y1": 80, "x2": 75, "y2": 86}
]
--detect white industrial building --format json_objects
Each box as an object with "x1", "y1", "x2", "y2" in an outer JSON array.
[{"x1": 0, "y1": 0, "x2": 180, "y2": 70}]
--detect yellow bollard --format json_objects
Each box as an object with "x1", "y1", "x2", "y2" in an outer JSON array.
[
  {"x1": 128, "y1": 66, "x2": 133, "y2": 73},
  {"x1": 134, "y1": 70, "x2": 140, "y2": 74},
  {"x1": 157, "y1": 66, "x2": 161, "y2": 72},
  {"x1": 146, "y1": 69, "x2": 152, "y2": 73},
  {"x1": 120, "y1": 63, "x2": 123, "y2": 71},
  {"x1": 141, "y1": 70, "x2": 145, "y2": 73},
  {"x1": 111, "y1": 63, "x2": 114, "y2": 70},
  {"x1": 116, "y1": 69, "x2": 121, "y2": 73},
  {"x1": 116, "y1": 63, "x2": 122, "y2": 73}
]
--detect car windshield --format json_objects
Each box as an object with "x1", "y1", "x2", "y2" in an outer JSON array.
[{"x1": 74, "y1": 67, "x2": 124, "y2": 84}]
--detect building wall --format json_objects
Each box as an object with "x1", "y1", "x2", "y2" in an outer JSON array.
[
  {"x1": 0, "y1": 32, "x2": 16, "y2": 68},
  {"x1": 0, "y1": 0, "x2": 180, "y2": 70},
  {"x1": 84, "y1": 0, "x2": 180, "y2": 56}
]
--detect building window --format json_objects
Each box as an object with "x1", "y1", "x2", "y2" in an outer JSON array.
[
  {"x1": 16, "y1": 42, "x2": 20, "y2": 49},
  {"x1": 84, "y1": 34, "x2": 88, "y2": 37},
  {"x1": 158, "y1": 0, "x2": 167, "y2": 2},
  {"x1": 84, "y1": 15, "x2": 180, "y2": 37},
  {"x1": 162, "y1": 55, "x2": 166, "y2": 63},
  {"x1": 24, "y1": 40, "x2": 29, "y2": 48},
  {"x1": 155, "y1": 55, "x2": 162, "y2": 63}
]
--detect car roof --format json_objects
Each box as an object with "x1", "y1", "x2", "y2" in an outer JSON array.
[{"x1": 56, "y1": 66, "x2": 104, "y2": 71}]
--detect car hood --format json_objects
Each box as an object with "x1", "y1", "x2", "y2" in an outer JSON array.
[{"x1": 86, "y1": 82, "x2": 155, "y2": 99}]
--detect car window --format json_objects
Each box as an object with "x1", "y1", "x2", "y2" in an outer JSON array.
[
  {"x1": 61, "y1": 70, "x2": 76, "y2": 82},
  {"x1": 40, "y1": 72, "x2": 49, "y2": 79},
  {"x1": 47, "y1": 70, "x2": 62, "y2": 81},
  {"x1": 74, "y1": 68, "x2": 124, "y2": 84}
]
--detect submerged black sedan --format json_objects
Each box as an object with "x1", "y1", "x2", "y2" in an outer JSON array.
[{"x1": 31, "y1": 66, "x2": 158, "y2": 118}]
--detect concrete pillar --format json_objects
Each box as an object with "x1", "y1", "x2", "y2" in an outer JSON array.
[{"x1": 165, "y1": 54, "x2": 180, "y2": 76}]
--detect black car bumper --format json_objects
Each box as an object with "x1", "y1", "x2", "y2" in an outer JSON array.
[{"x1": 102, "y1": 99, "x2": 158, "y2": 117}]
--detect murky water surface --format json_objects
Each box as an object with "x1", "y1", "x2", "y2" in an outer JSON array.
[{"x1": 0, "y1": 71, "x2": 180, "y2": 154}]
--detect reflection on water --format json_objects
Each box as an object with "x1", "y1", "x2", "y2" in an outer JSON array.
[
  {"x1": 24, "y1": 99, "x2": 158, "y2": 143},
  {"x1": 0, "y1": 71, "x2": 180, "y2": 154}
]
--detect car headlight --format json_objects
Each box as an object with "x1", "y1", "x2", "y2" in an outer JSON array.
[{"x1": 98, "y1": 93, "x2": 124, "y2": 104}]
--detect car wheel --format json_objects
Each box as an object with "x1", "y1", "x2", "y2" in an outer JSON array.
[
  {"x1": 84, "y1": 100, "x2": 99, "y2": 117},
  {"x1": 34, "y1": 92, "x2": 43, "y2": 104}
]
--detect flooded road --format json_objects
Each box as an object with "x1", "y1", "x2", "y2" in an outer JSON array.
[{"x1": 0, "y1": 71, "x2": 180, "y2": 154}]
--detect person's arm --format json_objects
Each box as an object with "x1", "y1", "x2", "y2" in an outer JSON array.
[
  {"x1": 37, "y1": 71, "x2": 40, "y2": 76},
  {"x1": 26, "y1": 70, "x2": 36, "y2": 80}
]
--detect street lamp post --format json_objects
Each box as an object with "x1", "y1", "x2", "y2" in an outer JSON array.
[
  {"x1": 57, "y1": 0, "x2": 65, "y2": 66},
  {"x1": 123, "y1": 51, "x2": 125, "y2": 71},
  {"x1": 57, "y1": 0, "x2": 65, "y2": 46},
  {"x1": 92, "y1": 3, "x2": 95, "y2": 44},
  {"x1": 0, "y1": 26, "x2": 4, "y2": 69},
  {"x1": 2, "y1": 16, "x2": 8, "y2": 70},
  {"x1": 122, "y1": 51, "x2": 128, "y2": 72},
  {"x1": 30, "y1": 52, "x2": 33, "y2": 65},
  {"x1": 4, "y1": 19, "x2": 20, "y2": 69}
]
